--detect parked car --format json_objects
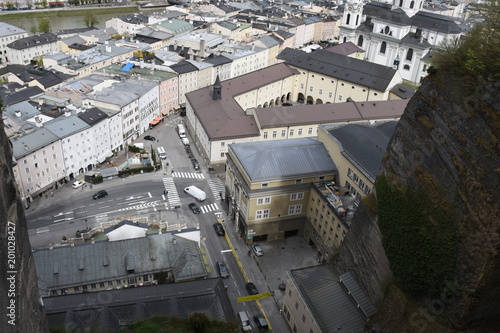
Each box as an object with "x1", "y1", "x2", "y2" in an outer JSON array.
[
  {"x1": 251, "y1": 244, "x2": 263, "y2": 256},
  {"x1": 213, "y1": 223, "x2": 225, "y2": 236},
  {"x1": 188, "y1": 203, "x2": 201, "y2": 214},
  {"x1": 245, "y1": 282, "x2": 258, "y2": 295},
  {"x1": 282, "y1": 102, "x2": 293, "y2": 106},
  {"x1": 72, "y1": 180, "x2": 85, "y2": 189},
  {"x1": 144, "y1": 135, "x2": 156, "y2": 141},
  {"x1": 92, "y1": 190, "x2": 108, "y2": 199},
  {"x1": 216, "y1": 261, "x2": 229, "y2": 278},
  {"x1": 254, "y1": 314, "x2": 269, "y2": 330}
]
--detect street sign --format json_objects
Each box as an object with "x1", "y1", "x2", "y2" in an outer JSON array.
[{"x1": 237, "y1": 292, "x2": 274, "y2": 303}]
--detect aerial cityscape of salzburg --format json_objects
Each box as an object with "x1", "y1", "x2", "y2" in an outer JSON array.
[{"x1": 0, "y1": 0, "x2": 498, "y2": 332}]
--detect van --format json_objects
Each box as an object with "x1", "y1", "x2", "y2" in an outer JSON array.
[
  {"x1": 157, "y1": 146, "x2": 167, "y2": 160},
  {"x1": 176, "y1": 124, "x2": 186, "y2": 138},
  {"x1": 184, "y1": 185, "x2": 206, "y2": 202},
  {"x1": 238, "y1": 311, "x2": 252, "y2": 332}
]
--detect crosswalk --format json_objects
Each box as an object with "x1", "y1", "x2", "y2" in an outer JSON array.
[
  {"x1": 206, "y1": 178, "x2": 225, "y2": 200},
  {"x1": 95, "y1": 213, "x2": 108, "y2": 224},
  {"x1": 172, "y1": 171, "x2": 205, "y2": 179},
  {"x1": 200, "y1": 203, "x2": 219, "y2": 214},
  {"x1": 163, "y1": 177, "x2": 181, "y2": 208}
]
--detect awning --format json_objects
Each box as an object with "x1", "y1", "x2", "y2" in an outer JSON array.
[
  {"x1": 149, "y1": 120, "x2": 160, "y2": 126},
  {"x1": 153, "y1": 116, "x2": 164, "y2": 122},
  {"x1": 161, "y1": 110, "x2": 170, "y2": 116}
]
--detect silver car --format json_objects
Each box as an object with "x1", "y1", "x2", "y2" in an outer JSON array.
[
  {"x1": 251, "y1": 244, "x2": 263, "y2": 256},
  {"x1": 216, "y1": 261, "x2": 229, "y2": 278}
]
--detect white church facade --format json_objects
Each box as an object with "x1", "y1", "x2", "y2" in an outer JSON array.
[{"x1": 339, "y1": 0, "x2": 463, "y2": 84}]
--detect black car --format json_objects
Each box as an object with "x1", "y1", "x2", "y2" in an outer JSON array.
[
  {"x1": 213, "y1": 223, "x2": 225, "y2": 236},
  {"x1": 92, "y1": 190, "x2": 108, "y2": 199},
  {"x1": 188, "y1": 203, "x2": 201, "y2": 214},
  {"x1": 254, "y1": 315, "x2": 269, "y2": 330},
  {"x1": 216, "y1": 261, "x2": 229, "y2": 278},
  {"x1": 245, "y1": 282, "x2": 258, "y2": 295},
  {"x1": 144, "y1": 135, "x2": 156, "y2": 141},
  {"x1": 282, "y1": 102, "x2": 293, "y2": 106}
]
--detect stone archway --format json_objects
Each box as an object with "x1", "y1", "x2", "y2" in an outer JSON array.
[
  {"x1": 269, "y1": 100, "x2": 275, "y2": 107},
  {"x1": 297, "y1": 93, "x2": 305, "y2": 103},
  {"x1": 306, "y1": 96, "x2": 314, "y2": 104},
  {"x1": 316, "y1": 99, "x2": 323, "y2": 104},
  {"x1": 263, "y1": 102, "x2": 268, "y2": 108}
]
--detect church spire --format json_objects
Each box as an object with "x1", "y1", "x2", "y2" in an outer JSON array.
[{"x1": 213, "y1": 75, "x2": 222, "y2": 101}]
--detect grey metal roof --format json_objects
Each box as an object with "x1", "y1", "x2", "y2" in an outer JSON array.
[
  {"x1": 229, "y1": 138, "x2": 337, "y2": 181},
  {"x1": 390, "y1": 83, "x2": 416, "y2": 99},
  {"x1": 33, "y1": 232, "x2": 207, "y2": 291},
  {"x1": 170, "y1": 61, "x2": 199, "y2": 74},
  {"x1": 411, "y1": 11, "x2": 462, "y2": 34},
  {"x1": 10, "y1": 127, "x2": 60, "y2": 159},
  {"x1": 44, "y1": 114, "x2": 90, "y2": 139},
  {"x1": 328, "y1": 121, "x2": 398, "y2": 183},
  {"x1": 43, "y1": 278, "x2": 234, "y2": 332},
  {"x1": 255, "y1": 34, "x2": 282, "y2": 47},
  {"x1": 0, "y1": 21, "x2": 27, "y2": 37},
  {"x1": 77, "y1": 107, "x2": 108, "y2": 126},
  {"x1": 7, "y1": 32, "x2": 58, "y2": 50},
  {"x1": 363, "y1": 1, "x2": 393, "y2": 18},
  {"x1": 279, "y1": 48, "x2": 398, "y2": 92},
  {"x1": 378, "y1": 8, "x2": 411, "y2": 26},
  {"x1": 1, "y1": 86, "x2": 44, "y2": 107},
  {"x1": 4, "y1": 101, "x2": 40, "y2": 125},
  {"x1": 290, "y1": 265, "x2": 367, "y2": 333},
  {"x1": 186, "y1": 63, "x2": 299, "y2": 141},
  {"x1": 119, "y1": 13, "x2": 149, "y2": 24},
  {"x1": 203, "y1": 55, "x2": 232, "y2": 66},
  {"x1": 340, "y1": 272, "x2": 378, "y2": 317}
]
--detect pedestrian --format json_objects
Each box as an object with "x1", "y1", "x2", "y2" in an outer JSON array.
[{"x1": 163, "y1": 190, "x2": 166, "y2": 195}]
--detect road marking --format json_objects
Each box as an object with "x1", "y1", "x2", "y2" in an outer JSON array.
[
  {"x1": 36, "y1": 227, "x2": 49, "y2": 234},
  {"x1": 148, "y1": 192, "x2": 152, "y2": 198},
  {"x1": 53, "y1": 217, "x2": 72, "y2": 223},
  {"x1": 221, "y1": 250, "x2": 232, "y2": 253}
]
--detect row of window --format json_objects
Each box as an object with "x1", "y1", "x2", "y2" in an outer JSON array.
[
  {"x1": 263, "y1": 127, "x2": 314, "y2": 139},
  {"x1": 255, "y1": 204, "x2": 303, "y2": 220}
]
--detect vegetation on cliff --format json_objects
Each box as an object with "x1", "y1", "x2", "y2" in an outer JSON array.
[
  {"x1": 431, "y1": 0, "x2": 500, "y2": 88},
  {"x1": 375, "y1": 174, "x2": 459, "y2": 298}
]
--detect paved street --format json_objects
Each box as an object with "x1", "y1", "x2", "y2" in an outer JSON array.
[{"x1": 25, "y1": 113, "x2": 319, "y2": 332}]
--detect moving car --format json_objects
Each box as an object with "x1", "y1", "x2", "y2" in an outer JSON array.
[
  {"x1": 184, "y1": 185, "x2": 206, "y2": 201},
  {"x1": 251, "y1": 244, "x2": 263, "y2": 256},
  {"x1": 245, "y1": 282, "x2": 258, "y2": 295},
  {"x1": 188, "y1": 203, "x2": 201, "y2": 214},
  {"x1": 213, "y1": 223, "x2": 225, "y2": 236},
  {"x1": 254, "y1": 314, "x2": 269, "y2": 331},
  {"x1": 157, "y1": 146, "x2": 167, "y2": 159},
  {"x1": 144, "y1": 135, "x2": 156, "y2": 141},
  {"x1": 216, "y1": 261, "x2": 229, "y2": 278},
  {"x1": 72, "y1": 180, "x2": 85, "y2": 189},
  {"x1": 92, "y1": 190, "x2": 108, "y2": 199}
]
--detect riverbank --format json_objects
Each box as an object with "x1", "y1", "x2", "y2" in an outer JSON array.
[{"x1": 0, "y1": 5, "x2": 139, "y2": 21}]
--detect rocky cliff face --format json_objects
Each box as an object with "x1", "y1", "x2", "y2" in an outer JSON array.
[
  {"x1": 382, "y1": 75, "x2": 499, "y2": 331},
  {"x1": 0, "y1": 120, "x2": 48, "y2": 332},
  {"x1": 335, "y1": 74, "x2": 499, "y2": 332}
]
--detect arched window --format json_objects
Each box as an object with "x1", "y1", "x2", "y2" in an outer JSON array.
[
  {"x1": 399, "y1": 0, "x2": 403, "y2": 6},
  {"x1": 357, "y1": 35, "x2": 364, "y2": 47},
  {"x1": 355, "y1": 15, "x2": 359, "y2": 25},
  {"x1": 343, "y1": 36, "x2": 347, "y2": 43},
  {"x1": 403, "y1": 64, "x2": 410, "y2": 70},
  {"x1": 346, "y1": 13, "x2": 351, "y2": 25},
  {"x1": 384, "y1": 26, "x2": 390, "y2": 34},
  {"x1": 410, "y1": 0, "x2": 415, "y2": 8},
  {"x1": 380, "y1": 41, "x2": 387, "y2": 54},
  {"x1": 406, "y1": 48, "x2": 413, "y2": 61}
]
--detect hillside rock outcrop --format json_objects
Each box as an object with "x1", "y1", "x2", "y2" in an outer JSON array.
[{"x1": 0, "y1": 120, "x2": 49, "y2": 332}]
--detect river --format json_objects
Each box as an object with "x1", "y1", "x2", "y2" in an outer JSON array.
[{"x1": 4, "y1": 13, "x2": 122, "y2": 32}]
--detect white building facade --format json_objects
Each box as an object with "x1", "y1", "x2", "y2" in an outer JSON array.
[{"x1": 339, "y1": 0, "x2": 462, "y2": 84}]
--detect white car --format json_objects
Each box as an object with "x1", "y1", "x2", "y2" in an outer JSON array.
[{"x1": 72, "y1": 180, "x2": 85, "y2": 189}]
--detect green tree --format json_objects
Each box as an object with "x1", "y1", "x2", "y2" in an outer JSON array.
[
  {"x1": 38, "y1": 18, "x2": 51, "y2": 33},
  {"x1": 83, "y1": 12, "x2": 99, "y2": 28},
  {"x1": 30, "y1": 26, "x2": 37, "y2": 35},
  {"x1": 431, "y1": 0, "x2": 500, "y2": 85}
]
